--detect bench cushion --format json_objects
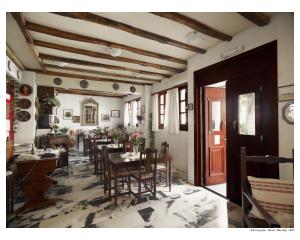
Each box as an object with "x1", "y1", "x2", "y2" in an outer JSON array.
[{"x1": 248, "y1": 176, "x2": 294, "y2": 227}]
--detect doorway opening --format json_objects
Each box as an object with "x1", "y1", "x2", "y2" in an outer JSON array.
[{"x1": 203, "y1": 81, "x2": 227, "y2": 198}]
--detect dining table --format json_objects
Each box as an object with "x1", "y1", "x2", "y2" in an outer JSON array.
[
  {"x1": 95, "y1": 143, "x2": 124, "y2": 177},
  {"x1": 108, "y1": 151, "x2": 172, "y2": 205}
]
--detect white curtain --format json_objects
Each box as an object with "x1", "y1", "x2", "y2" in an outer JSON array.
[
  {"x1": 166, "y1": 88, "x2": 179, "y2": 134},
  {"x1": 132, "y1": 100, "x2": 137, "y2": 127},
  {"x1": 124, "y1": 102, "x2": 129, "y2": 127},
  {"x1": 151, "y1": 94, "x2": 159, "y2": 132}
]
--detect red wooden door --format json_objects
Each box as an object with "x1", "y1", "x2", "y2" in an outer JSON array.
[{"x1": 204, "y1": 87, "x2": 226, "y2": 186}]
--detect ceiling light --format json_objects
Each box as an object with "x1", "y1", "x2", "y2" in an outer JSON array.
[
  {"x1": 105, "y1": 47, "x2": 122, "y2": 57},
  {"x1": 185, "y1": 31, "x2": 205, "y2": 43},
  {"x1": 220, "y1": 46, "x2": 245, "y2": 60},
  {"x1": 57, "y1": 62, "x2": 69, "y2": 67}
]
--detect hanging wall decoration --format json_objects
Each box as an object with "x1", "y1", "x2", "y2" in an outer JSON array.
[
  {"x1": 17, "y1": 98, "x2": 32, "y2": 109},
  {"x1": 130, "y1": 86, "x2": 136, "y2": 93},
  {"x1": 19, "y1": 84, "x2": 33, "y2": 96},
  {"x1": 53, "y1": 77, "x2": 63, "y2": 86},
  {"x1": 17, "y1": 111, "x2": 31, "y2": 122},
  {"x1": 80, "y1": 80, "x2": 89, "y2": 89}
]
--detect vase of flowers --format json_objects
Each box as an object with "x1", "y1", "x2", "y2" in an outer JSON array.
[
  {"x1": 130, "y1": 131, "x2": 143, "y2": 154},
  {"x1": 111, "y1": 129, "x2": 121, "y2": 145}
]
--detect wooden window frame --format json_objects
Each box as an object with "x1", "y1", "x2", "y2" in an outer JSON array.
[
  {"x1": 179, "y1": 85, "x2": 188, "y2": 131},
  {"x1": 127, "y1": 102, "x2": 132, "y2": 127},
  {"x1": 158, "y1": 91, "x2": 167, "y2": 129}
]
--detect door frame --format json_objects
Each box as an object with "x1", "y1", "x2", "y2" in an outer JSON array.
[{"x1": 194, "y1": 41, "x2": 278, "y2": 203}]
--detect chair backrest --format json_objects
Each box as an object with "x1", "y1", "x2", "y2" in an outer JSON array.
[
  {"x1": 102, "y1": 146, "x2": 110, "y2": 174},
  {"x1": 40, "y1": 153, "x2": 56, "y2": 159},
  {"x1": 123, "y1": 139, "x2": 133, "y2": 153},
  {"x1": 140, "y1": 148, "x2": 157, "y2": 174},
  {"x1": 139, "y1": 137, "x2": 146, "y2": 152},
  {"x1": 161, "y1": 141, "x2": 170, "y2": 155},
  {"x1": 241, "y1": 147, "x2": 294, "y2": 195}
]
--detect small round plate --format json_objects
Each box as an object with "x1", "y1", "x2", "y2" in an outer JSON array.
[
  {"x1": 18, "y1": 98, "x2": 32, "y2": 109},
  {"x1": 130, "y1": 86, "x2": 136, "y2": 93},
  {"x1": 80, "y1": 80, "x2": 89, "y2": 89},
  {"x1": 19, "y1": 84, "x2": 33, "y2": 96},
  {"x1": 113, "y1": 83, "x2": 119, "y2": 90},
  {"x1": 53, "y1": 77, "x2": 62, "y2": 85},
  {"x1": 17, "y1": 111, "x2": 31, "y2": 122}
]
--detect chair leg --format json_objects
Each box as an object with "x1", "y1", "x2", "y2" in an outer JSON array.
[
  {"x1": 169, "y1": 162, "x2": 171, "y2": 192},
  {"x1": 128, "y1": 176, "x2": 131, "y2": 197},
  {"x1": 153, "y1": 178, "x2": 156, "y2": 199},
  {"x1": 138, "y1": 180, "x2": 141, "y2": 200}
]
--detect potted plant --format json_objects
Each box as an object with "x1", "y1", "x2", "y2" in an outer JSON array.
[
  {"x1": 52, "y1": 124, "x2": 59, "y2": 134},
  {"x1": 60, "y1": 127, "x2": 69, "y2": 135},
  {"x1": 130, "y1": 131, "x2": 144, "y2": 154},
  {"x1": 111, "y1": 129, "x2": 122, "y2": 145},
  {"x1": 45, "y1": 95, "x2": 61, "y2": 107}
]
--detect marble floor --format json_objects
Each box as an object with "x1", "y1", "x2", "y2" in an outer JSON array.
[
  {"x1": 8, "y1": 150, "x2": 243, "y2": 228},
  {"x1": 206, "y1": 183, "x2": 227, "y2": 197}
]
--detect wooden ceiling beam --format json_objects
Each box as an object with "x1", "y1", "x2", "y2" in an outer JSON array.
[
  {"x1": 238, "y1": 13, "x2": 270, "y2": 26},
  {"x1": 39, "y1": 53, "x2": 171, "y2": 78},
  {"x1": 43, "y1": 64, "x2": 161, "y2": 82},
  {"x1": 55, "y1": 88, "x2": 127, "y2": 98},
  {"x1": 52, "y1": 12, "x2": 206, "y2": 53},
  {"x1": 10, "y1": 12, "x2": 46, "y2": 72},
  {"x1": 33, "y1": 40, "x2": 184, "y2": 73},
  {"x1": 25, "y1": 21, "x2": 187, "y2": 65},
  {"x1": 151, "y1": 12, "x2": 232, "y2": 41},
  {"x1": 27, "y1": 68, "x2": 153, "y2": 86}
]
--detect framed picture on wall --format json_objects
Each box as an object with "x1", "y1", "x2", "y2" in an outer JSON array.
[
  {"x1": 72, "y1": 116, "x2": 80, "y2": 123},
  {"x1": 63, "y1": 109, "x2": 73, "y2": 120},
  {"x1": 101, "y1": 114, "x2": 111, "y2": 122},
  {"x1": 111, "y1": 110, "x2": 120, "y2": 118}
]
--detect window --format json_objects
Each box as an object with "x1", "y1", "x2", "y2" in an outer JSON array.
[
  {"x1": 178, "y1": 85, "x2": 188, "y2": 131},
  {"x1": 136, "y1": 99, "x2": 141, "y2": 116},
  {"x1": 125, "y1": 98, "x2": 141, "y2": 128},
  {"x1": 127, "y1": 102, "x2": 132, "y2": 127},
  {"x1": 238, "y1": 92, "x2": 255, "y2": 135},
  {"x1": 158, "y1": 92, "x2": 166, "y2": 129}
]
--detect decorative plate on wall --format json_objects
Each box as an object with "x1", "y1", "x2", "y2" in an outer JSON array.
[
  {"x1": 80, "y1": 80, "x2": 89, "y2": 89},
  {"x1": 18, "y1": 98, "x2": 32, "y2": 109},
  {"x1": 17, "y1": 111, "x2": 31, "y2": 122},
  {"x1": 113, "y1": 83, "x2": 119, "y2": 90},
  {"x1": 19, "y1": 84, "x2": 33, "y2": 96},
  {"x1": 130, "y1": 86, "x2": 136, "y2": 93},
  {"x1": 53, "y1": 77, "x2": 62, "y2": 85}
]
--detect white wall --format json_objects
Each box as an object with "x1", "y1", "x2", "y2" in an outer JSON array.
[
  {"x1": 150, "y1": 13, "x2": 294, "y2": 181},
  {"x1": 56, "y1": 93, "x2": 124, "y2": 130},
  {"x1": 187, "y1": 13, "x2": 294, "y2": 183},
  {"x1": 36, "y1": 73, "x2": 144, "y2": 95},
  {"x1": 15, "y1": 71, "x2": 37, "y2": 144},
  {"x1": 151, "y1": 72, "x2": 189, "y2": 173}
]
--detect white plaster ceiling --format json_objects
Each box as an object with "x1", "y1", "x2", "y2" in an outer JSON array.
[{"x1": 6, "y1": 12, "x2": 273, "y2": 93}]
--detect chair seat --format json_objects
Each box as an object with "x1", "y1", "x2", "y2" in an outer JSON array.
[
  {"x1": 132, "y1": 172, "x2": 154, "y2": 180},
  {"x1": 157, "y1": 164, "x2": 167, "y2": 171}
]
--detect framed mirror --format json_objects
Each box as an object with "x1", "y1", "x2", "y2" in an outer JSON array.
[
  {"x1": 282, "y1": 101, "x2": 294, "y2": 125},
  {"x1": 81, "y1": 98, "x2": 99, "y2": 126}
]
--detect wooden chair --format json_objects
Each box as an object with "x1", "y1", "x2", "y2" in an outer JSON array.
[
  {"x1": 131, "y1": 148, "x2": 157, "y2": 200},
  {"x1": 138, "y1": 137, "x2": 146, "y2": 152},
  {"x1": 157, "y1": 141, "x2": 172, "y2": 191},
  {"x1": 57, "y1": 150, "x2": 69, "y2": 172},
  {"x1": 241, "y1": 147, "x2": 294, "y2": 228},
  {"x1": 102, "y1": 146, "x2": 131, "y2": 204}
]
